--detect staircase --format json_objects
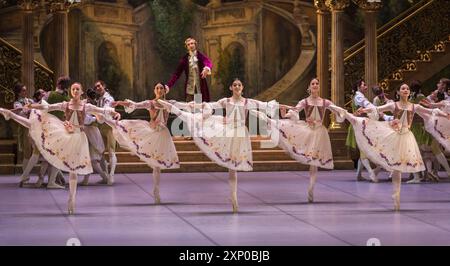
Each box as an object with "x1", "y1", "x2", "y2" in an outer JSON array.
[
  {"x1": 0, "y1": 139, "x2": 16, "y2": 175},
  {"x1": 343, "y1": 0, "x2": 450, "y2": 99},
  {"x1": 254, "y1": 1, "x2": 316, "y2": 104},
  {"x1": 379, "y1": 35, "x2": 450, "y2": 93},
  {"x1": 114, "y1": 136, "x2": 353, "y2": 173}
]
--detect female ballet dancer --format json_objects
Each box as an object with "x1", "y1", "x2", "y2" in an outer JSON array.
[
  {"x1": 105, "y1": 82, "x2": 180, "y2": 204},
  {"x1": 252, "y1": 78, "x2": 346, "y2": 203},
  {"x1": 9, "y1": 87, "x2": 64, "y2": 189},
  {"x1": 0, "y1": 82, "x2": 120, "y2": 214},
  {"x1": 158, "y1": 78, "x2": 274, "y2": 213},
  {"x1": 420, "y1": 94, "x2": 450, "y2": 153},
  {"x1": 337, "y1": 83, "x2": 450, "y2": 211}
]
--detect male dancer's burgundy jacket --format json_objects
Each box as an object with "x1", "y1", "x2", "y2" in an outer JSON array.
[{"x1": 166, "y1": 51, "x2": 212, "y2": 102}]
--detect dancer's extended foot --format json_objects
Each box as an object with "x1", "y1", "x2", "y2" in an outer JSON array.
[
  {"x1": 68, "y1": 199, "x2": 75, "y2": 215},
  {"x1": 369, "y1": 173, "x2": 379, "y2": 183},
  {"x1": 47, "y1": 182, "x2": 65, "y2": 189},
  {"x1": 107, "y1": 174, "x2": 114, "y2": 186},
  {"x1": 356, "y1": 175, "x2": 367, "y2": 182},
  {"x1": 307, "y1": 188, "x2": 314, "y2": 203},
  {"x1": 427, "y1": 171, "x2": 440, "y2": 182},
  {"x1": 392, "y1": 193, "x2": 400, "y2": 212},
  {"x1": 231, "y1": 197, "x2": 239, "y2": 213},
  {"x1": 406, "y1": 176, "x2": 422, "y2": 184},
  {"x1": 153, "y1": 190, "x2": 161, "y2": 205},
  {"x1": 18, "y1": 177, "x2": 30, "y2": 188}
]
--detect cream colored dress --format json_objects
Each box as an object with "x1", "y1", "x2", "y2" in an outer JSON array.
[
  {"x1": 339, "y1": 102, "x2": 445, "y2": 173},
  {"x1": 107, "y1": 99, "x2": 180, "y2": 169},
  {"x1": 254, "y1": 98, "x2": 343, "y2": 169},
  {"x1": 161, "y1": 98, "x2": 271, "y2": 171},
  {"x1": 27, "y1": 100, "x2": 115, "y2": 174}
]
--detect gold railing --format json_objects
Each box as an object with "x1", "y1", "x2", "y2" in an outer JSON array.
[
  {"x1": 343, "y1": 0, "x2": 450, "y2": 100},
  {"x1": 344, "y1": 0, "x2": 428, "y2": 58},
  {"x1": 0, "y1": 36, "x2": 54, "y2": 103}
]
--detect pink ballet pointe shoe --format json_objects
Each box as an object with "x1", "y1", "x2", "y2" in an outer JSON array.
[
  {"x1": 153, "y1": 191, "x2": 161, "y2": 205},
  {"x1": 230, "y1": 196, "x2": 239, "y2": 213},
  {"x1": 392, "y1": 193, "x2": 400, "y2": 212},
  {"x1": 307, "y1": 188, "x2": 314, "y2": 203},
  {"x1": 68, "y1": 199, "x2": 75, "y2": 215},
  {"x1": 369, "y1": 173, "x2": 379, "y2": 183}
]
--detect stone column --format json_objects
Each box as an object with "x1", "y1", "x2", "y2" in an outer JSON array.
[
  {"x1": 356, "y1": 0, "x2": 383, "y2": 100},
  {"x1": 51, "y1": 2, "x2": 70, "y2": 80},
  {"x1": 246, "y1": 32, "x2": 258, "y2": 95},
  {"x1": 314, "y1": 0, "x2": 330, "y2": 100},
  {"x1": 326, "y1": 0, "x2": 349, "y2": 130},
  {"x1": 206, "y1": 37, "x2": 220, "y2": 99},
  {"x1": 19, "y1": 0, "x2": 38, "y2": 96},
  {"x1": 17, "y1": 1, "x2": 38, "y2": 165}
]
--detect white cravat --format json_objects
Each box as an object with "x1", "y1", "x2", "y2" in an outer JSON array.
[{"x1": 189, "y1": 51, "x2": 198, "y2": 69}]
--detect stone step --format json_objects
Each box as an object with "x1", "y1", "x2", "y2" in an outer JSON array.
[
  {"x1": 115, "y1": 139, "x2": 282, "y2": 152},
  {"x1": 112, "y1": 149, "x2": 294, "y2": 163},
  {"x1": 0, "y1": 164, "x2": 15, "y2": 175},
  {"x1": 115, "y1": 160, "x2": 354, "y2": 173},
  {"x1": 0, "y1": 139, "x2": 16, "y2": 153},
  {"x1": 0, "y1": 153, "x2": 15, "y2": 164}
]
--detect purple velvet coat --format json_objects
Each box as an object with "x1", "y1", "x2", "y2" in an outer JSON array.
[{"x1": 166, "y1": 51, "x2": 212, "y2": 102}]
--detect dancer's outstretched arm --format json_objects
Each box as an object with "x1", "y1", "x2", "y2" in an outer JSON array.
[
  {"x1": 282, "y1": 100, "x2": 306, "y2": 119},
  {"x1": 28, "y1": 101, "x2": 65, "y2": 112},
  {"x1": 0, "y1": 108, "x2": 30, "y2": 128},
  {"x1": 324, "y1": 100, "x2": 347, "y2": 123},
  {"x1": 166, "y1": 100, "x2": 205, "y2": 112},
  {"x1": 415, "y1": 104, "x2": 450, "y2": 119},
  {"x1": 360, "y1": 102, "x2": 395, "y2": 116},
  {"x1": 420, "y1": 98, "x2": 450, "y2": 109},
  {"x1": 85, "y1": 103, "x2": 121, "y2": 120},
  {"x1": 206, "y1": 98, "x2": 227, "y2": 110},
  {"x1": 112, "y1": 99, "x2": 152, "y2": 113}
]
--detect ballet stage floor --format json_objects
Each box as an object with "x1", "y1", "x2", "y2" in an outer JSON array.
[{"x1": 1, "y1": 170, "x2": 450, "y2": 246}]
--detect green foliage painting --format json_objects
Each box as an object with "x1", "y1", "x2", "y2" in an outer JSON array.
[
  {"x1": 217, "y1": 45, "x2": 246, "y2": 97},
  {"x1": 149, "y1": 0, "x2": 194, "y2": 67}
]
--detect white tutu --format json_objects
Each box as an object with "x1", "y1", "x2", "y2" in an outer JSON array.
[
  {"x1": 28, "y1": 109, "x2": 93, "y2": 175},
  {"x1": 169, "y1": 103, "x2": 253, "y2": 171},
  {"x1": 254, "y1": 110, "x2": 333, "y2": 169},
  {"x1": 422, "y1": 111, "x2": 450, "y2": 153},
  {"x1": 344, "y1": 112, "x2": 425, "y2": 173},
  {"x1": 110, "y1": 119, "x2": 180, "y2": 169}
]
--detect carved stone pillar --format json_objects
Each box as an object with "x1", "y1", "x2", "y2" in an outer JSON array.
[
  {"x1": 326, "y1": 0, "x2": 349, "y2": 130},
  {"x1": 314, "y1": 0, "x2": 330, "y2": 100},
  {"x1": 17, "y1": 1, "x2": 39, "y2": 165},
  {"x1": 49, "y1": 1, "x2": 76, "y2": 80},
  {"x1": 355, "y1": 0, "x2": 383, "y2": 100},
  {"x1": 19, "y1": 0, "x2": 38, "y2": 96}
]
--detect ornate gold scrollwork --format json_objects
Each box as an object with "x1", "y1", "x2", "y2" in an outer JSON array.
[
  {"x1": 343, "y1": 0, "x2": 450, "y2": 95},
  {"x1": 0, "y1": 37, "x2": 54, "y2": 103}
]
